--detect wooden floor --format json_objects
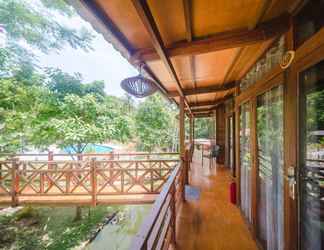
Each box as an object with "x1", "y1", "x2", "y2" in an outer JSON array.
[
  {"x1": 0, "y1": 194, "x2": 157, "y2": 206},
  {"x1": 175, "y1": 151, "x2": 258, "y2": 250}
]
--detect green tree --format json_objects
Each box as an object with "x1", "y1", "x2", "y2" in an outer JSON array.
[
  {"x1": 194, "y1": 118, "x2": 214, "y2": 139},
  {"x1": 46, "y1": 68, "x2": 106, "y2": 100},
  {"x1": 135, "y1": 94, "x2": 176, "y2": 151},
  {"x1": 48, "y1": 94, "x2": 131, "y2": 153},
  {"x1": 0, "y1": 74, "x2": 50, "y2": 152},
  {"x1": 0, "y1": 0, "x2": 94, "y2": 74}
]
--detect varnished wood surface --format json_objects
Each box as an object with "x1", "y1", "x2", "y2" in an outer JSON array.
[
  {"x1": 175, "y1": 150, "x2": 258, "y2": 250},
  {"x1": 75, "y1": 0, "x2": 299, "y2": 109}
]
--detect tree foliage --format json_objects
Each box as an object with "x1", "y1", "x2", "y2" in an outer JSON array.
[
  {"x1": 0, "y1": 0, "x2": 179, "y2": 154},
  {"x1": 135, "y1": 94, "x2": 177, "y2": 152},
  {"x1": 194, "y1": 118, "x2": 214, "y2": 139},
  {"x1": 0, "y1": 0, "x2": 94, "y2": 75}
]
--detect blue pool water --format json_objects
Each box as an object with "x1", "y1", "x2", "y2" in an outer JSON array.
[{"x1": 64, "y1": 144, "x2": 113, "y2": 154}]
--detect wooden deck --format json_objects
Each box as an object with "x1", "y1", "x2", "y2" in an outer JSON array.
[
  {"x1": 0, "y1": 194, "x2": 157, "y2": 206},
  {"x1": 175, "y1": 151, "x2": 258, "y2": 250}
]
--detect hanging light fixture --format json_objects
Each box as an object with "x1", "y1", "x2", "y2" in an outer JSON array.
[{"x1": 120, "y1": 63, "x2": 157, "y2": 98}]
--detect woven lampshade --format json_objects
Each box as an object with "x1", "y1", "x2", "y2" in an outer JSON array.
[
  {"x1": 120, "y1": 63, "x2": 158, "y2": 98},
  {"x1": 120, "y1": 74, "x2": 157, "y2": 98}
]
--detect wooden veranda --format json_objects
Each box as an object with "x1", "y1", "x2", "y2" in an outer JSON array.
[
  {"x1": 3, "y1": 0, "x2": 324, "y2": 250},
  {"x1": 50, "y1": 1, "x2": 324, "y2": 249}
]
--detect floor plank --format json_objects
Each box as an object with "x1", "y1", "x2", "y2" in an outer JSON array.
[{"x1": 175, "y1": 150, "x2": 258, "y2": 250}]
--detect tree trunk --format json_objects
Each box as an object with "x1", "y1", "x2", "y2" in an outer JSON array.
[
  {"x1": 74, "y1": 206, "x2": 82, "y2": 221},
  {"x1": 74, "y1": 146, "x2": 84, "y2": 221}
]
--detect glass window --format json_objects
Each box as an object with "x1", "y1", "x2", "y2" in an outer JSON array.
[
  {"x1": 240, "y1": 102, "x2": 252, "y2": 222},
  {"x1": 256, "y1": 85, "x2": 284, "y2": 250},
  {"x1": 299, "y1": 60, "x2": 324, "y2": 250}
]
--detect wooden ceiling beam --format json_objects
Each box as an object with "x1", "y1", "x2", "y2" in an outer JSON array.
[
  {"x1": 188, "y1": 100, "x2": 219, "y2": 107},
  {"x1": 75, "y1": 0, "x2": 174, "y2": 103},
  {"x1": 182, "y1": 0, "x2": 199, "y2": 105},
  {"x1": 169, "y1": 81, "x2": 236, "y2": 97},
  {"x1": 219, "y1": 0, "x2": 275, "y2": 100},
  {"x1": 191, "y1": 107, "x2": 217, "y2": 113},
  {"x1": 131, "y1": 13, "x2": 290, "y2": 62},
  {"x1": 194, "y1": 113, "x2": 213, "y2": 118},
  {"x1": 183, "y1": 0, "x2": 193, "y2": 42},
  {"x1": 187, "y1": 94, "x2": 234, "y2": 108},
  {"x1": 248, "y1": 0, "x2": 272, "y2": 30},
  {"x1": 131, "y1": 0, "x2": 192, "y2": 114}
]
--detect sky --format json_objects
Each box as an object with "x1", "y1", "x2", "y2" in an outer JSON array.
[{"x1": 37, "y1": 6, "x2": 138, "y2": 97}]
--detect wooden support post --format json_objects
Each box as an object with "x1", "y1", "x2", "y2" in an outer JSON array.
[
  {"x1": 179, "y1": 96, "x2": 187, "y2": 189},
  {"x1": 48, "y1": 151, "x2": 54, "y2": 161},
  {"x1": 201, "y1": 146, "x2": 204, "y2": 167},
  {"x1": 184, "y1": 150, "x2": 189, "y2": 185},
  {"x1": 11, "y1": 158, "x2": 19, "y2": 207},
  {"x1": 179, "y1": 96, "x2": 185, "y2": 158},
  {"x1": 192, "y1": 118, "x2": 195, "y2": 145},
  {"x1": 90, "y1": 158, "x2": 97, "y2": 207},
  {"x1": 216, "y1": 104, "x2": 226, "y2": 164},
  {"x1": 47, "y1": 151, "x2": 54, "y2": 186},
  {"x1": 189, "y1": 116, "x2": 193, "y2": 145},
  {"x1": 181, "y1": 163, "x2": 186, "y2": 202},
  {"x1": 170, "y1": 181, "x2": 176, "y2": 245}
]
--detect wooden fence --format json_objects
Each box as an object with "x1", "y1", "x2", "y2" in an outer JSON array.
[
  {"x1": 0, "y1": 156, "x2": 179, "y2": 206},
  {"x1": 130, "y1": 147, "x2": 192, "y2": 250},
  {"x1": 0, "y1": 152, "x2": 179, "y2": 161}
]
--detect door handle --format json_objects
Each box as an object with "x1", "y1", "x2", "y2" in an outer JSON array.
[{"x1": 285, "y1": 166, "x2": 297, "y2": 200}]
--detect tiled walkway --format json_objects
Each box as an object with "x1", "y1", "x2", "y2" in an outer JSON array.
[{"x1": 175, "y1": 150, "x2": 258, "y2": 250}]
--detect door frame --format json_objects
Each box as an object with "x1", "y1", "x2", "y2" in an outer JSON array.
[{"x1": 286, "y1": 28, "x2": 324, "y2": 250}]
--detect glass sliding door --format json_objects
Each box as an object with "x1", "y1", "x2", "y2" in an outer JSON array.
[
  {"x1": 299, "y1": 60, "x2": 324, "y2": 250},
  {"x1": 229, "y1": 116, "x2": 235, "y2": 175},
  {"x1": 240, "y1": 102, "x2": 252, "y2": 222},
  {"x1": 256, "y1": 85, "x2": 284, "y2": 250}
]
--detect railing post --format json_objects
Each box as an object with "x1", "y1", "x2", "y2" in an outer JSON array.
[
  {"x1": 91, "y1": 158, "x2": 97, "y2": 207},
  {"x1": 66, "y1": 163, "x2": 71, "y2": 193},
  {"x1": 171, "y1": 181, "x2": 176, "y2": 245},
  {"x1": 40, "y1": 172, "x2": 45, "y2": 193},
  {"x1": 11, "y1": 158, "x2": 19, "y2": 207},
  {"x1": 184, "y1": 150, "x2": 189, "y2": 185},
  {"x1": 181, "y1": 160, "x2": 186, "y2": 202}
]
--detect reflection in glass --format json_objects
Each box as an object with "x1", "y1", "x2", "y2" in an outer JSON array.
[
  {"x1": 229, "y1": 116, "x2": 234, "y2": 176},
  {"x1": 240, "y1": 102, "x2": 252, "y2": 222},
  {"x1": 256, "y1": 85, "x2": 284, "y2": 250},
  {"x1": 299, "y1": 60, "x2": 324, "y2": 250}
]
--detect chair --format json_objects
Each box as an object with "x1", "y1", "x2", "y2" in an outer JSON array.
[{"x1": 202, "y1": 144, "x2": 221, "y2": 168}]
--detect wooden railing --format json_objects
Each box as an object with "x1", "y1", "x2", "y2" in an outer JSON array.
[
  {"x1": 130, "y1": 148, "x2": 192, "y2": 250},
  {"x1": 0, "y1": 157, "x2": 179, "y2": 206},
  {"x1": 0, "y1": 152, "x2": 179, "y2": 161}
]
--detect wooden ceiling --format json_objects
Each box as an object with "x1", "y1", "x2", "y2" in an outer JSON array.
[{"x1": 75, "y1": 0, "x2": 298, "y2": 116}]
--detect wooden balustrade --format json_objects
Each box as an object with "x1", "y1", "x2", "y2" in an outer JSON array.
[
  {"x1": 0, "y1": 158, "x2": 179, "y2": 206},
  {"x1": 130, "y1": 148, "x2": 191, "y2": 250},
  {"x1": 0, "y1": 152, "x2": 179, "y2": 161},
  {"x1": 0, "y1": 149, "x2": 192, "y2": 248}
]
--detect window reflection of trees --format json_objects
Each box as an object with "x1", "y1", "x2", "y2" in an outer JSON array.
[
  {"x1": 240, "y1": 102, "x2": 252, "y2": 223},
  {"x1": 256, "y1": 85, "x2": 284, "y2": 250}
]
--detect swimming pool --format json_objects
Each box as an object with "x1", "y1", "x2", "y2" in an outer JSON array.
[{"x1": 64, "y1": 144, "x2": 114, "y2": 154}]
